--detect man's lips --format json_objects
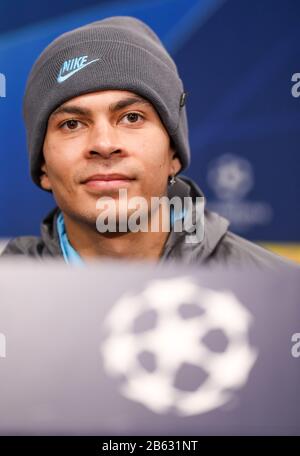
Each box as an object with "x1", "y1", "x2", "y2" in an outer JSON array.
[
  {"x1": 82, "y1": 173, "x2": 135, "y2": 190},
  {"x1": 83, "y1": 173, "x2": 134, "y2": 182}
]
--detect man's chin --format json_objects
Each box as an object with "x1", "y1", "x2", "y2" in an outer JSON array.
[{"x1": 95, "y1": 207, "x2": 150, "y2": 234}]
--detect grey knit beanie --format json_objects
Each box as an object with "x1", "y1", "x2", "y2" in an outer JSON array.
[{"x1": 23, "y1": 16, "x2": 190, "y2": 188}]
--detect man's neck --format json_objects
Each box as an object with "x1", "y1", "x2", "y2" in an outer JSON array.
[{"x1": 63, "y1": 207, "x2": 171, "y2": 261}]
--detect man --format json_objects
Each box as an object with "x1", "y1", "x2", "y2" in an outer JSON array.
[{"x1": 0, "y1": 16, "x2": 292, "y2": 268}]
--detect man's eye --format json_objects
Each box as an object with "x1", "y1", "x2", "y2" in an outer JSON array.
[
  {"x1": 122, "y1": 112, "x2": 144, "y2": 124},
  {"x1": 60, "y1": 119, "x2": 81, "y2": 130}
]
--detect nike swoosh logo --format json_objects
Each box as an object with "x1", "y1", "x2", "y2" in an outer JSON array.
[{"x1": 57, "y1": 58, "x2": 100, "y2": 83}]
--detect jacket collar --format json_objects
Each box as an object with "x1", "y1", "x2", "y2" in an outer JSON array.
[
  {"x1": 40, "y1": 207, "x2": 62, "y2": 257},
  {"x1": 159, "y1": 176, "x2": 229, "y2": 262},
  {"x1": 40, "y1": 176, "x2": 230, "y2": 263}
]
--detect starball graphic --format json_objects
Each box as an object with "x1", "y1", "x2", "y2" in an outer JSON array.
[{"x1": 100, "y1": 277, "x2": 258, "y2": 416}]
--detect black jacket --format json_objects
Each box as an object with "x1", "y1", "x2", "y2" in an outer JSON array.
[{"x1": 0, "y1": 177, "x2": 294, "y2": 269}]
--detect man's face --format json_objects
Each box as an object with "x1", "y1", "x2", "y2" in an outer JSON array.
[{"x1": 41, "y1": 90, "x2": 181, "y2": 228}]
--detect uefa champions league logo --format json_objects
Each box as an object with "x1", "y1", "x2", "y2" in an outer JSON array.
[
  {"x1": 100, "y1": 277, "x2": 258, "y2": 416},
  {"x1": 207, "y1": 154, "x2": 273, "y2": 232},
  {"x1": 207, "y1": 154, "x2": 254, "y2": 202}
]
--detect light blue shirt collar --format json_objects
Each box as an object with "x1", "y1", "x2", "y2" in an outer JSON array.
[
  {"x1": 56, "y1": 207, "x2": 186, "y2": 264},
  {"x1": 56, "y1": 212, "x2": 84, "y2": 265}
]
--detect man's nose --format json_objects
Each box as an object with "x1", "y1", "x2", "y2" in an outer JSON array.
[{"x1": 85, "y1": 121, "x2": 124, "y2": 159}]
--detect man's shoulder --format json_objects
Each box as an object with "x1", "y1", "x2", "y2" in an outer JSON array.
[
  {"x1": 210, "y1": 230, "x2": 298, "y2": 270},
  {"x1": 1, "y1": 207, "x2": 62, "y2": 259},
  {"x1": 1, "y1": 236, "x2": 49, "y2": 258}
]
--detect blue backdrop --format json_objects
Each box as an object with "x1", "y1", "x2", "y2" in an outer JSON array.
[{"x1": 0, "y1": 0, "x2": 299, "y2": 242}]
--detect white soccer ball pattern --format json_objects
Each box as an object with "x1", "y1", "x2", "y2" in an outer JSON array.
[{"x1": 100, "y1": 277, "x2": 257, "y2": 416}]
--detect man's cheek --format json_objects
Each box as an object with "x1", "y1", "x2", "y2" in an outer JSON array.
[{"x1": 49, "y1": 169, "x2": 74, "y2": 195}]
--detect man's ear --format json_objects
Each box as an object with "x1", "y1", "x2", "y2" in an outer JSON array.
[
  {"x1": 40, "y1": 161, "x2": 52, "y2": 191},
  {"x1": 170, "y1": 145, "x2": 182, "y2": 176}
]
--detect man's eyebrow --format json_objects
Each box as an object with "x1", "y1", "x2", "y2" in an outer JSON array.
[
  {"x1": 50, "y1": 96, "x2": 152, "y2": 119},
  {"x1": 50, "y1": 105, "x2": 92, "y2": 118},
  {"x1": 108, "y1": 96, "x2": 152, "y2": 112}
]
